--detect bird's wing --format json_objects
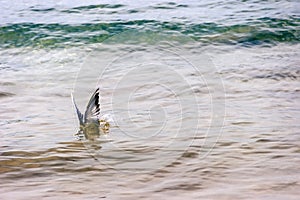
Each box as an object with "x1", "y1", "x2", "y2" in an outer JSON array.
[
  {"x1": 84, "y1": 87, "x2": 101, "y2": 123},
  {"x1": 71, "y1": 93, "x2": 84, "y2": 125}
]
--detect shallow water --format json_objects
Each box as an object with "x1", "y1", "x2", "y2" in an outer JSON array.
[{"x1": 1, "y1": 0, "x2": 300, "y2": 199}]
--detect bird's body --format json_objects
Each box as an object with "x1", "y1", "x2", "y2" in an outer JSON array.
[{"x1": 72, "y1": 88, "x2": 109, "y2": 139}]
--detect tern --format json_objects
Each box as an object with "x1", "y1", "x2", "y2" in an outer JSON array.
[{"x1": 71, "y1": 88, "x2": 109, "y2": 139}]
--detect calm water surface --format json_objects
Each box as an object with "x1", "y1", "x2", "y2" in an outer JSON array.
[{"x1": 0, "y1": 0, "x2": 299, "y2": 199}]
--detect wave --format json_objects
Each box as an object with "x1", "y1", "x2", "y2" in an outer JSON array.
[{"x1": 0, "y1": 17, "x2": 299, "y2": 48}]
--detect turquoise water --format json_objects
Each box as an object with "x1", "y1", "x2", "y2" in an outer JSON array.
[
  {"x1": 0, "y1": 1, "x2": 300, "y2": 199},
  {"x1": 0, "y1": 0, "x2": 299, "y2": 48}
]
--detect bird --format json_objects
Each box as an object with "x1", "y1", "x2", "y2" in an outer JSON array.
[{"x1": 71, "y1": 88, "x2": 109, "y2": 139}]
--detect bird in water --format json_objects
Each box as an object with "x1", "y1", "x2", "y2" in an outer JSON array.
[{"x1": 71, "y1": 88, "x2": 109, "y2": 140}]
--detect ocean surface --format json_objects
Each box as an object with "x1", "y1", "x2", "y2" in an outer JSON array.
[{"x1": 0, "y1": 0, "x2": 299, "y2": 199}]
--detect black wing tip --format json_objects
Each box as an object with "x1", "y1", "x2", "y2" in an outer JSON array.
[{"x1": 94, "y1": 88, "x2": 100, "y2": 116}]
